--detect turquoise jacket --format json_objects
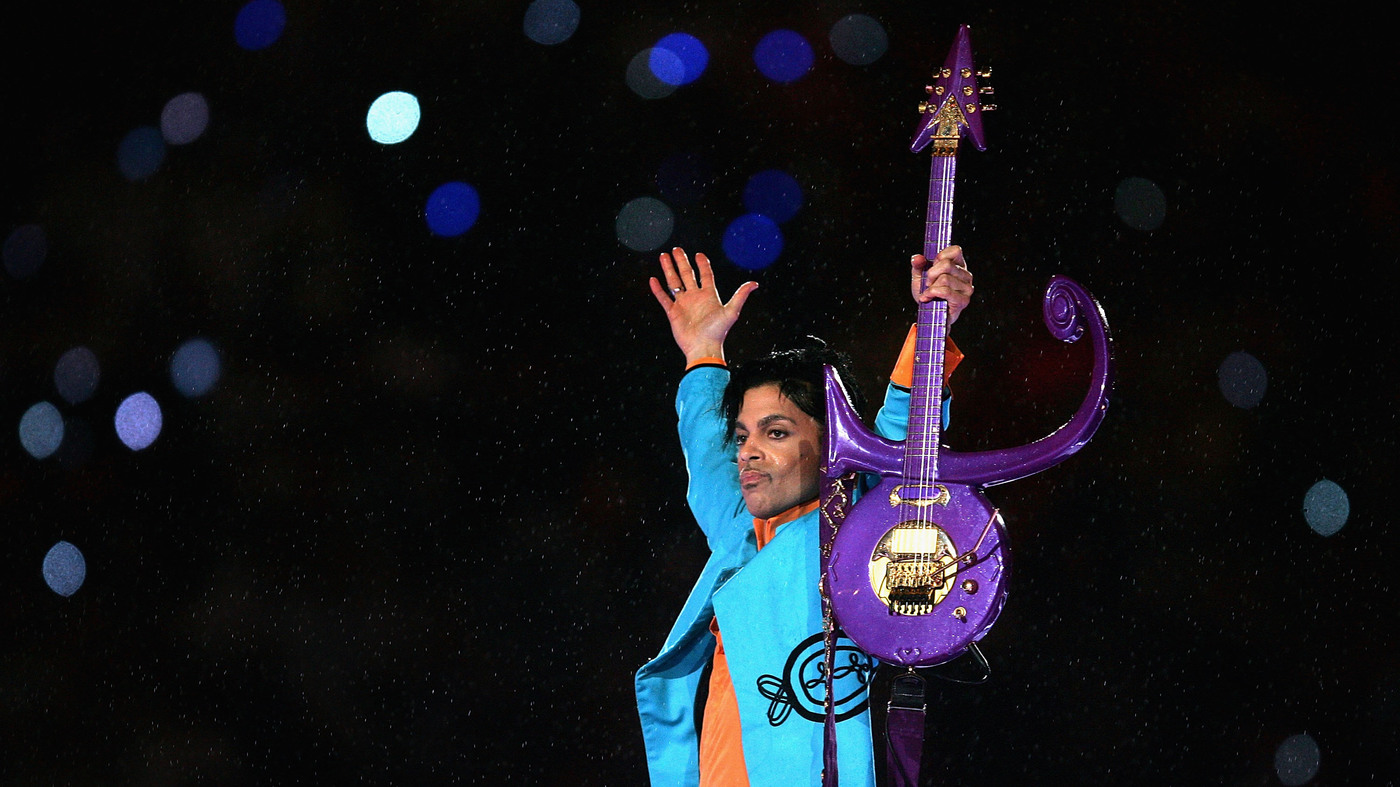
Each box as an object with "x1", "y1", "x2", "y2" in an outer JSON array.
[{"x1": 635, "y1": 365, "x2": 934, "y2": 786}]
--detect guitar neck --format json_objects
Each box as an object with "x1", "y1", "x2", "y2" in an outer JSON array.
[{"x1": 904, "y1": 152, "x2": 957, "y2": 480}]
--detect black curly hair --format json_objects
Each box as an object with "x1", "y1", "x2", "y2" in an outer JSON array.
[{"x1": 719, "y1": 335, "x2": 867, "y2": 439}]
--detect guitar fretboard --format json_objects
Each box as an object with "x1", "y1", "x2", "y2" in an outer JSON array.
[{"x1": 903, "y1": 153, "x2": 957, "y2": 483}]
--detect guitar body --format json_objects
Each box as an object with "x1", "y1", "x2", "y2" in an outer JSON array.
[
  {"x1": 829, "y1": 476, "x2": 1007, "y2": 666},
  {"x1": 820, "y1": 25, "x2": 1113, "y2": 669}
]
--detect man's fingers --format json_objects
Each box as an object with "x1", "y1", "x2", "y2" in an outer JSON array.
[
  {"x1": 673, "y1": 247, "x2": 700, "y2": 289},
  {"x1": 658, "y1": 251, "x2": 684, "y2": 294},
  {"x1": 726, "y1": 281, "x2": 759, "y2": 314},
  {"x1": 649, "y1": 277, "x2": 676, "y2": 310},
  {"x1": 694, "y1": 252, "x2": 714, "y2": 290}
]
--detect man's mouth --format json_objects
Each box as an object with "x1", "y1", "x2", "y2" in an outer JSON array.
[{"x1": 739, "y1": 469, "x2": 767, "y2": 487}]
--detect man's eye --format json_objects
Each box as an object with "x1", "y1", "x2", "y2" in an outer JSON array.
[
  {"x1": 734, "y1": 433, "x2": 748, "y2": 445},
  {"x1": 768, "y1": 429, "x2": 787, "y2": 439}
]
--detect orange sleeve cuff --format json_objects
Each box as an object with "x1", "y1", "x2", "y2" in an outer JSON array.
[
  {"x1": 891, "y1": 324, "x2": 963, "y2": 388},
  {"x1": 685, "y1": 356, "x2": 727, "y2": 371}
]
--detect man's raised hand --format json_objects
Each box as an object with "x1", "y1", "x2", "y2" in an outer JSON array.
[{"x1": 648, "y1": 247, "x2": 759, "y2": 366}]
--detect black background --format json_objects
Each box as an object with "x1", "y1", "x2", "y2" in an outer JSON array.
[{"x1": 3, "y1": 1, "x2": 1396, "y2": 784}]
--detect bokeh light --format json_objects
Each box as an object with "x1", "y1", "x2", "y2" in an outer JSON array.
[
  {"x1": 55, "y1": 346, "x2": 101, "y2": 404},
  {"x1": 1115, "y1": 176, "x2": 1167, "y2": 231},
  {"x1": 115, "y1": 392, "x2": 163, "y2": 451},
  {"x1": 3, "y1": 223, "x2": 47, "y2": 280},
  {"x1": 20, "y1": 402, "x2": 65, "y2": 460},
  {"x1": 1218, "y1": 350, "x2": 1266, "y2": 409},
  {"x1": 1303, "y1": 480, "x2": 1350, "y2": 537},
  {"x1": 160, "y1": 92, "x2": 210, "y2": 145},
  {"x1": 651, "y1": 33, "x2": 708, "y2": 86},
  {"x1": 754, "y1": 30, "x2": 814, "y2": 83},
  {"x1": 523, "y1": 0, "x2": 580, "y2": 45},
  {"x1": 656, "y1": 151, "x2": 712, "y2": 206},
  {"x1": 627, "y1": 48, "x2": 679, "y2": 99},
  {"x1": 117, "y1": 126, "x2": 166, "y2": 182},
  {"x1": 366, "y1": 91, "x2": 421, "y2": 145},
  {"x1": 723, "y1": 213, "x2": 783, "y2": 270},
  {"x1": 170, "y1": 338, "x2": 223, "y2": 398},
  {"x1": 43, "y1": 541, "x2": 87, "y2": 597},
  {"x1": 235, "y1": 0, "x2": 287, "y2": 51},
  {"x1": 829, "y1": 14, "x2": 888, "y2": 65},
  {"x1": 743, "y1": 169, "x2": 803, "y2": 223},
  {"x1": 1275, "y1": 733, "x2": 1321, "y2": 786},
  {"x1": 425, "y1": 181, "x2": 482, "y2": 237},
  {"x1": 616, "y1": 197, "x2": 674, "y2": 252}
]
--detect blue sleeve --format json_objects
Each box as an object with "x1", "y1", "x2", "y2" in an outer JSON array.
[
  {"x1": 675, "y1": 366, "x2": 750, "y2": 549},
  {"x1": 873, "y1": 384, "x2": 951, "y2": 441}
]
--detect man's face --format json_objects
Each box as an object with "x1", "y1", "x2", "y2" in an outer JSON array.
[{"x1": 734, "y1": 383, "x2": 823, "y2": 519}]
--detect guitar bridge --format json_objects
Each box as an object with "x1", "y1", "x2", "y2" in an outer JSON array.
[{"x1": 871, "y1": 521, "x2": 959, "y2": 616}]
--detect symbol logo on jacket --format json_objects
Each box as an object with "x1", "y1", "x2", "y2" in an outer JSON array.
[{"x1": 755, "y1": 631, "x2": 874, "y2": 725}]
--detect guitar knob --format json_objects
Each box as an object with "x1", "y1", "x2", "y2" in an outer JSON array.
[{"x1": 961, "y1": 579, "x2": 978, "y2": 593}]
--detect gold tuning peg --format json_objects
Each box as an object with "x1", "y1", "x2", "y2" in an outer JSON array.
[
  {"x1": 918, "y1": 101, "x2": 930, "y2": 113},
  {"x1": 980, "y1": 86, "x2": 995, "y2": 95},
  {"x1": 982, "y1": 103, "x2": 999, "y2": 112},
  {"x1": 925, "y1": 84, "x2": 934, "y2": 94},
  {"x1": 976, "y1": 68, "x2": 992, "y2": 79}
]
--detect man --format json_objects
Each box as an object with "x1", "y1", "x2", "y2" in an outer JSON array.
[{"x1": 635, "y1": 246, "x2": 973, "y2": 786}]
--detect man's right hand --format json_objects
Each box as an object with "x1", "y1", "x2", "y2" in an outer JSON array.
[{"x1": 648, "y1": 247, "x2": 759, "y2": 367}]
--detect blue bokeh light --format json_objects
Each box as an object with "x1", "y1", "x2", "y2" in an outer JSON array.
[
  {"x1": 171, "y1": 338, "x2": 223, "y2": 398},
  {"x1": 425, "y1": 182, "x2": 482, "y2": 237},
  {"x1": 754, "y1": 30, "x2": 814, "y2": 83},
  {"x1": 115, "y1": 392, "x2": 163, "y2": 451},
  {"x1": 43, "y1": 541, "x2": 87, "y2": 597},
  {"x1": 366, "y1": 91, "x2": 421, "y2": 145},
  {"x1": 723, "y1": 213, "x2": 784, "y2": 270},
  {"x1": 743, "y1": 169, "x2": 803, "y2": 224},
  {"x1": 117, "y1": 127, "x2": 166, "y2": 182},
  {"x1": 3, "y1": 224, "x2": 47, "y2": 280},
  {"x1": 651, "y1": 33, "x2": 708, "y2": 86},
  {"x1": 55, "y1": 346, "x2": 101, "y2": 404},
  {"x1": 523, "y1": 0, "x2": 580, "y2": 46},
  {"x1": 1218, "y1": 350, "x2": 1267, "y2": 409},
  {"x1": 20, "y1": 402, "x2": 65, "y2": 460},
  {"x1": 235, "y1": 0, "x2": 287, "y2": 51}
]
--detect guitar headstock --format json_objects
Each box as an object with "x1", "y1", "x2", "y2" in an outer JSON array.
[{"x1": 911, "y1": 24, "x2": 994, "y2": 155}]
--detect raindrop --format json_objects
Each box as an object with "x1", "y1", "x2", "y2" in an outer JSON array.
[
  {"x1": 1218, "y1": 351, "x2": 1266, "y2": 409},
  {"x1": 1114, "y1": 176, "x2": 1166, "y2": 231},
  {"x1": 43, "y1": 541, "x2": 87, "y2": 597},
  {"x1": 19, "y1": 402, "x2": 65, "y2": 460},
  {"x1": 829, "y1": 14, "x2": 888, "y2": 65},
  {"x1": 616, "y1": 197, "x2": 674, "y2": 252},
  {"x1": 523, "y1": 0, "x2": 580, "y2": 46},
  {"x1": 1302, "y1": 480, "x2": 1349, "y2": 536},
  {"x1": 1274, "y1": 732, "x2": 1320, "y2": 786}
]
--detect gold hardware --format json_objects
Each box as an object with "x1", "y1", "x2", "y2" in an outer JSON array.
[
  {"x1": 961, "y1": 579, "x2": 978, "y2": 593},
  {"x1": 940, "y1": 67, "x2": 952, "y2": 78},
  {"x1": 965, "y1": 104, "x2": 978, "y2": 114},
  {"x1": 870, "y1": 522, "x2": 959, "y2": 615},
  {"x1": 976, "y1": 68, "x2": 992, "y2": 79},
  {"x1": 962, "y1": 85, "x2": 973, "y2": 96},
  {"x1": 890, "y1": 483, "x2": 950, "y2": 507},
  {"x1": 925, "y1": 84, "x2": 934, "y2": 94},
  {"x1": 960, "y1": 67, "x2": 972, "y2": 78},
  {"x1": 917, "y1": 101, "x2": 929, "y2": 113},
  {"x1": 980, "y1": 86, "x2": 995, "y2": 95},
  {"x1": 953, "y1": 606, "x2": 967, "y2": 621}
]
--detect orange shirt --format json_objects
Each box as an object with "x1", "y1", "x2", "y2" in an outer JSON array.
[{"x1": 699, "y1": 499, "x2": 820, "y2": 787}]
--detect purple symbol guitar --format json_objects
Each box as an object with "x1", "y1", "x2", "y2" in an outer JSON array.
[{"x1": 821, "y1": 25, "x2": 1114, "y2": 668}]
